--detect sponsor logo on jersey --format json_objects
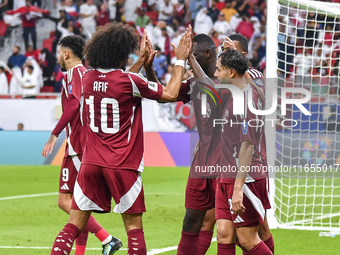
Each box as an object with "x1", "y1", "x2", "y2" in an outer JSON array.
[
  {"x1": 68, "y1": 84, "x2": 72, "y2": 94},
  {"x1": 254, "y1": 78, "x2": 264, "y2": 87},
  {"x1": 241, "y1": 121, "x2": 248, "y2": 135},
  {"x1": 148, "y1": 81, "x2": 158, "y2": 92},
  {"x1": 60, "y1": 183, "x2": 69, "y2": 190}
]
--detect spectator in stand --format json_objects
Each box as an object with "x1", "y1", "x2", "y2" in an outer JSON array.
[
  {"x1": 53, "y1": 0, "x2": 67, "y2": 17},
  {"x1": 215, "y1": 0, "x2": 225, "y2": 10},
  {"x1": 213, "y1": 12, "x2": 231, "y2": 40},
  {"x1": 207, "y1": 0, "x2": 219, "y2": 23},
  {"x1": 153, "y1": 46, "x2": 167, "y2": 79},
  {"x1": 78, "y1": 26, "x2": 86, "y2": 39},
  {"x1": 10, "y1": 62, "x2": 39, "y2": 98},
  {"x1": 163, "y1": 63, "x2": 174, "y2": 84},
  {"x1": 189, "y1": 0, "x2": 207, "y2": 25},
  {"x1": 236, "y1": 14, "x2": 254, "y2": 39},
  {"x1": 8, "y1": 46, "x2": 27, "y2": 69},
  {"x1": 63, "y1": 0, "x2": 79, "y2": 22},
  {"x1": 211, "y1": 30, "x2": 220, "y2": 47},
  {"x1": 115, "y1": 0, "x2": 125, "y2": 22},
  {"x1": 97, "y1": 3, "x2": 109, "y2": 26},
  {"x1": 107, "y1": 0, "x2": 117, "y2": 22},
  {"x1": 220, "y1": 0, "x2": 237, "y2": 22},
  {"x1": 252, "y1": 22, "x2": 266, "y2": 62},
  {"x1": 305, "y1": 12, "x2": 318, "y2": 48},
  {"x1": 25, "y1": 45, "x2": 40, "y2": 63},
  {"x1": 45, "y1": 10, "x2": 69, "y2": 54},
  {"x1": 135, "y1": 7, "x2": 149, "y2": 28},
  {"x1": 249, "y1": 49, "x2": 260, "y2": 69},
  {"x1": 183, "y1": 0, "x2": 192, "y2": 27},
  {"x1": 57, "y1": 19, "x2": 75, "y2": 38},
  {"x1": 6, "y1": 0, "x2": 50, "y2": 50},
  {"x1": 79, "y1": 0, "x2": 98, "y2": 36},
  {"x1": 123, "y1": 0, "x2": 142, "y2": 23},
  {"x1": 158, "y1": 0, "x2": 174, "y2": 23},
  {"x1": 154, "y1": 25, "x2": 171, "y2": 64},
  {"x1": 171, "y1": 25, "x2": 186, "y2": 48},
  {"x1": 235, "y1": 0, "x2": 250, "y2": 16},
  {"x1": 194, "y1": 7, "x2": 213, "y2": 35},
  {"x1": 0, "y1": 66, "x2": 8, "y2": 94},
  {"x1": 40, "y1": 48, "x2": 56, "y2": 87},
  {"x1": 318, "y1": 23, "x2": 334, "y2": 58},
  {"x1": 294, "y1": 48, "x2": 313, "y2": 86},
  {"x1": 0, "y1": 0, "x2": 8, "y2": 20},
  {"x1": 18, "y1": 123, "x2": 24, "y2": 130}
]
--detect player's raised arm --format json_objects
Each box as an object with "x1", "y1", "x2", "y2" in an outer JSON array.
[{"x1": 159, "y1": 30, "x2": 192, "y2": 102}]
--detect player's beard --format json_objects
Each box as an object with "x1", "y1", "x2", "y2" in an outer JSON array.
[{"x1": 59, "y1": 57, "x2": 67, "y2": 72}]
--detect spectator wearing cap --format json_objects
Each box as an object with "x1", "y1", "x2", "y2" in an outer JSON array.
[
  {"x1": 207, "y1": 0, "x2": 220, "y2": 23},
  {"x1": 220, "y1": 0, "x2": 237, "y2": 22},
  {"x1": 194, "y1": 7, "x2": 213, "y2": 35},
  {"x1": 8, "y1": 46, "x2": 27, "y2": 69},
  {"x1": 79, "y1": 0, "x2": 98, "y2": 36},
  {"x1": 6, "y1": 0, "x2": 50, "y2": 50},
  {"x1": 189, "y1": 0, "x2": 207, "y2": 25},
  {"x1": 213, "y1": 12, "x2": 231, "y2": 40},
  {"x1": 135, "y1": 7, "x2": 149, "y2": 28}
]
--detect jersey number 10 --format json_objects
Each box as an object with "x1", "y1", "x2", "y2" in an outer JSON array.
[{"x1": 85, "y1": 95, "x2": 120, "y2": 134}]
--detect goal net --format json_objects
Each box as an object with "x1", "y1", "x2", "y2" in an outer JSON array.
[{"x1": 267, "y1": 0, "x2": 340, "y2": 230}]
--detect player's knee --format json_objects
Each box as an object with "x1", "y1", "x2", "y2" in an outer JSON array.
[
  {"x1": 238, "y1": 235, "x2": 260, "y2": 251},
  {"x1": 216, "y1": 223, "x2": 234, "y2": 243},
  {"x1": 182, "y1": 212, "x2": 204, "y2": 233}
]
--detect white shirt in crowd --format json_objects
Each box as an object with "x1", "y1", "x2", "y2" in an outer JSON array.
[
  {"x1": 171, "y1": 30, "x2": 185, "y2": 48},
  {"x1": 194, "y1": 8, "x2": 213, "y2": 36},
  {"x1": 213, "y1": 20, "x2": 231, "y2": 40},
  {"x1": 0, "y1": 72, "x2": 8, "y2": 94},
  {"x1": 79, "y1": 3, "x2": 98, "y2": 26},
  {"x1": 158, "y1": 2, "x2": 174, "y2": 21},
  {"x1": 9, "y1": 67, "x2": 23, "y2": 95},
  {"x1": 294, "y1": 53, "x2": 313, "y2": 76},
  {"x1": 124, "y1": 0, "x2": 143, "y2": 22},
  {"x1": 57, "y1": 21, "x2": 74, "y2": 39},
  {"x1": 108, "y1": 0, "x2": 117, "y2": 20},
  {"x1": 21, "y1": 71, "x2": 39, "y2": 96},
  {"x1": 14, "y1": 0, "x2": 25, "y2": 9}
]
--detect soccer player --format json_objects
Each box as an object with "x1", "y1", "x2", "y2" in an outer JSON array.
[
  {"x1": 143, "y1": 33, "x2": 220, "y2": 255},
  {"x1": 42, "y1": 35, "x2": 122, "y2": 255},
  {"x1": 214, "y1": 48, "x2": 272, "y2": 255},
  {"x1": 221, "y1": 34, "x2": 274, "y2": 254},
  {"x1": 49, "y1": 23, "x2": 192, "y2": 255}
]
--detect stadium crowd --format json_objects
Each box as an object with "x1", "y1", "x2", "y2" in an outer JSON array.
[{"x1": 0, "y1": 0, "x2": 268, "y2": 96}]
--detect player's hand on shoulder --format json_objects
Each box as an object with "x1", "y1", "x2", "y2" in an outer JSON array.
[{"x1": 42, "y1": 135, "x2": 57, "y2": 158}]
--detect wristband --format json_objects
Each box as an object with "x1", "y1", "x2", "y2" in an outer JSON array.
[{"x1": 175, "y1": 60, "x2": 185, "y2": 68}]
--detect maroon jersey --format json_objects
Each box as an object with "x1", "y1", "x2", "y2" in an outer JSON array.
[
  {"x1": 248, "y1": 67, "x2": 267, "y2": 164},
  {"x1": 61, "y1": 64, "x2": 87, "y2": 156},
  {"x1": 178, "y1": 77, "x2": 221, "y2": 177},
  {"x1": 220, "y1": 84, "x2": 266, "y2": 183},
  {"x1": 81, "y1": 69, "x2": 163, "y2": 171}
]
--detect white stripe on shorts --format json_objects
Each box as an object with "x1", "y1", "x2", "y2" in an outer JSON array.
[
  {"x1": 113, "y1": 173, "x2": 142, "y2": 213},
  {"x1": 71, "y1": 155, "x2": 81, "y2": 172},
  {"x1": 243, "y1": 183, "x2": 265, "y2": 221},
  {"x1": 73, "y1": 180, "x2": 104, "y2": 212}
]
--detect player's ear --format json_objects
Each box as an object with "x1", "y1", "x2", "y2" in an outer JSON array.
[
  {"x1": 64, "y1": 49, "x2": 70, "y2": 60},
  {"x1": 243, "y1": 51, "x2": 248, "y2": 58},
  {"x1": 205, "y1": 49, "x2": 212, "y2": 59},
  {"x1": 230, "y1": 68, "x2": 236, "y2": 78}
]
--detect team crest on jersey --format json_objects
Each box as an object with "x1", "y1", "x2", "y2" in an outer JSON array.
[
  {"x1": 241, "y1": 121, "x2": 248, "y2": 135},
  {"x1": 254, "y1": 78, "x2": 264, "y2": 87},
  {"x1": 68, "y1": 84, "x2": 72, "y2": 94}
]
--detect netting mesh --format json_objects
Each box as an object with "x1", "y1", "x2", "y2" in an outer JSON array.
[{"x1": 274, "y1": 0, "x2": 340, "y2": 230}]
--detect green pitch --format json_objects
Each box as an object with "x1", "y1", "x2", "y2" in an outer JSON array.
[{"x1": 0, "y1": 165, "x2": 339, "y2": 254}]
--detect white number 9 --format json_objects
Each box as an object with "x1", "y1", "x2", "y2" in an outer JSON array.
[{"x1": 62, "y1": 168, "x2": 69, "y2": 182}]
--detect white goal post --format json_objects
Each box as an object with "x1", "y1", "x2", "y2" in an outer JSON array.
[{"x1": 266, "y1": 0, "x2": 340, "y2": 231}]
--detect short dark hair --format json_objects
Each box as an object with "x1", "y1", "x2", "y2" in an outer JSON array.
[
  {"x1": 27, "y1": 65, "x2": 34, "y2": 71},
  {"x1": 228, "y1": 34, "x2": 248, "y2": 53},
  {"x1": 58, "y1": 35, "x2": 85, "y2": 60},
  {"x1": 193, "y1": 33, "x2": 216, "y2": 50},
  {"x1": 219, "y1": 48, "x2": 248, "y2": 76},
  {"x1": 84, "y1": 22, "x2": 139, "y2": 69}
]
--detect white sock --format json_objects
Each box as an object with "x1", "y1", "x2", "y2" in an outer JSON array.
[{"x1": 102, "y1": 235, "x2": 112, "y2": 245}]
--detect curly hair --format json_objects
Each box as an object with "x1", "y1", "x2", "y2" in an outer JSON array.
[
  {"x1": 84, "y1": 22, "x2": 140, "y2": 69},
  {"x1": 58, "y1": 35, "x2": 85, "y2": 60},
  {"x1": 219, "y1": 48, "x2": 249, "y2": 76}
]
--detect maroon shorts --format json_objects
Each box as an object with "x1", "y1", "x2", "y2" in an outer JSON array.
[
  {"x1": 215, "y1": 179, "x2": 270, "y2": 227},
  {"x1": 71, "y1": 163, "x2": 146, "y2": 214},
  {"x1": 185, "y1": 174, "x2": 217, "y2": 211},
  {"x1": 59, "y1": 154, "x2": 82, "y2": 193}
]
